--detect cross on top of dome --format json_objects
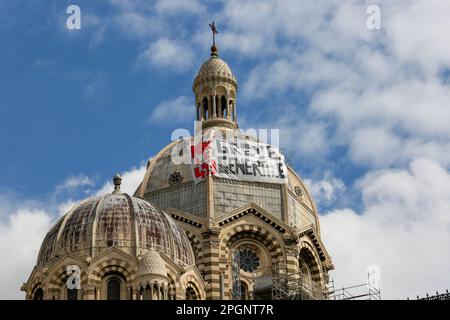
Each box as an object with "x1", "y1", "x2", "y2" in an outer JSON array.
[{"x1": 209, "y1": 21, "x2": 219, "y2": 57}]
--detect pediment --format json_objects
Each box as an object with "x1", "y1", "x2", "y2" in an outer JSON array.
[
  {"x1": 215, "y1": 202, "x2": 290, "y2": 234},
  {"x1": 164, "y1": 207, "x2": 206, "y2": 229}
]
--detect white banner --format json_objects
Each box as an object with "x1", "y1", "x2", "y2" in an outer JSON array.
[{"x1": 190, "y1": 130, "x2": 287, "y2": 184}]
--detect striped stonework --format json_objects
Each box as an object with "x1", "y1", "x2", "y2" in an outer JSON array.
[
  {"x1": 201, "y1": 228, "x2": 221, "y2": 299},
  {"x1": 284, "y1": 243, "x2": 300, "y2": 278},
  {"x1": 27, "y1": 275, "x2": 45, "y2": 300},
  {"x1": 219, "y1": 224, "x2": 285, "y2": 299},
  {"x1": 48, "y1": 266, "x2": 88, "y2": 288},
  {"x1": 89, "y1": 259, "x2": 135, "y2": 285},
  {"x1": 181, "y1": 275, "x2": 205, "y2": 300},
  {"x1": 219, "y1": 224, "x2": 284, "y2": 263},
  {"x1": 299, "y1": 240, "x2": 324, "y2": 287},
  {"x1": 185, "y1": 230, "x2": 204, "y2": 275},
  {"x1": 166, "y1": 267, "x2": 182, "y2": 299}
]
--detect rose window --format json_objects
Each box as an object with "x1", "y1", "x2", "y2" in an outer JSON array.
[{"x1": 238, "y1": 248, "x2": 260, "y2": 273}]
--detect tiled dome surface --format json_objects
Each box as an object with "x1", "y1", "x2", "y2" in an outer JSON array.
[
  {"x1": 37, "y1": 193, "x2": 195, "y2": 268},
  {"x1": 137, "y1": 249, "x2": 167, "y2": 276},
  {"x1": 195, "y1": 56, "x2": 237, "y2": 83}
]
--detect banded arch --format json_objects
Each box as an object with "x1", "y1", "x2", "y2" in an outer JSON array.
[
  {"x1": 89, "y1": 258, "x2": 135, "y2": 285},
  {"x1": 185, "y1": 230, "x2": 203, "y2": 271},
  {"x1": 298, "y1": 240, "x2": 324, "y2": 285},
  {"x1": 219, "y1": 224, "x2": 284, "y2": 264}
]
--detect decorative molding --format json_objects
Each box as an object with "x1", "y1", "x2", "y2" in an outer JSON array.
[
  {"x1": 217, "y1": 204, "x2": 287, "y2": 234},
  {"x1": 168, "y1": 171, "x2": 184, "y2": 186}
]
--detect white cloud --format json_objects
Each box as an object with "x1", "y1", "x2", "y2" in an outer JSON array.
[
  {"x1": 57, "y1": 199, "x2": 79, "y2": 217},
  {"x1": 56, "y1": 174, "x2": 94, "y2": 193},
  {"x1": 139, "y1": 38, "x2": 195, "y2": 71},
  {"x1": 155, "y1": 0, "x2": 206, "y2": 15},
  {"x1": 305, "y1": 172, "x2": 346, "y2": 205},
  {"x1": 0, "y1": 209, "x2": 52, "y2": 299},
  {"x1": 321, "y1": 158, "x2": 450, "y2": 299},
  {"x1": 149, "y1": 96, "x2": 192, "y2": 125}
]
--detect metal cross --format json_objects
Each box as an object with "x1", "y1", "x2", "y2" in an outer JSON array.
[{"x1": 209, "y1": 21, "x2": 218, "y2": 46}]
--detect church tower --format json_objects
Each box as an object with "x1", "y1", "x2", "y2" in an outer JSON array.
[{"x1": 193, "y1": 22, "x2": 238, "y2": 130}]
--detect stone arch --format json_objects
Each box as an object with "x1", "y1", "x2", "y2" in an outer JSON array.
[
  {"x1": 240, "y1": 279, "x2": 250, "y2": 300},
  {"x1": 220, "y1": 224, "x2": 284, "y2": 264},
  {"x1": 101, "y1": 271, "x2": 129, "y2": 300},
  {"x1": 47, "y1": 264, "x2": 88, "y2": 300},
  {"x1": 298, "y1": 241, "x2": 324, "y2": 285},
  {"x1": 182, "y1": 277, "x2": 203, "y2": 300},
  {"x1": 48, "y1": 265, "x2": 88, "y2": 288},
  {"x1": 89, "y1": 258, "x2": 135, "y2": 285},
  {"x1": 215, "y1": 85, "x2": 227, "y2": 97},
  {"x1": 166, "y1": 271, "x2": 180, "y2": 300},
  {"x1": 31, "y1": 282, "x2": 44, "y2": 300},
  {"x1": 27, "y1": 274, "x2": 45, "y2": 299},
  {"x1": 185, "y1": 230, "x2": 203, "y2": 268}
]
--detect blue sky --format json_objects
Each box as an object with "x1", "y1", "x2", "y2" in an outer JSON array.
[{"x1": 1, "y1": 0, "x2": 450, "y2": 299}]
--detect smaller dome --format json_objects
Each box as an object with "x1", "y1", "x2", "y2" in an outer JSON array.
[
  {"x1": 137, "y1": 249, "x2": 167, "y2": 277},
  {"x1": 194, "y1": 56, "x2": 237, "y2": 85}
]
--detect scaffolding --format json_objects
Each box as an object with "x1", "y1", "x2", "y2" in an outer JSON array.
[
  {"x1": 411, "y1": 290, "x2": 450, "y2": 300},
  {"x1": 271, "y1": 263, "x2": 327, "y2": 300},
  {"x1": 231, "y1": 250, "x2": 242, "y2": 300},
  {"x1": 327, "y1": 279, "x2": 381, "y2": 300},
  {"x1": 324, "y1": 269, "x2": 381, "y2": 300},
  {"x1": 271, "y1": 263, "x2": 381, "y2": 300}
]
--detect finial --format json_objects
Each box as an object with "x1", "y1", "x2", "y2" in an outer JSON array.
[
  {"x1": 209, "y1": 21, "x2": 219, "y2": 57},
  {"x1": 112, "y1": 174, "x2": 122, "y2": 194}
]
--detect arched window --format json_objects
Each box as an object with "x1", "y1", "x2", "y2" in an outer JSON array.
[
  {"x1": 33, "y1": 288, "x2": 44, "y2": 300},
  {"x1": 152, "y1": 284, "x2": 159, "y2": 300},
  {"x1": 107, "y1": 278, "x2": 121, "y2": 300},
  {"x1": 202, "y1": 97, "x2": 208, "y2": 119},
  {"x1": 240, "y1": 281, "x2": 249, "y2": 300},
  {"x1": 143, "y1": 284, "x2": 151, "y2": 300},
  {"x1": 221, "y1": 96, "x2": 227, "y2": 119},
  {"x1": 229, "y1": 100, "x2": 234, "y2": 121},
  {"x1": 185, "y1": 287, "x2": 198, "y2": 300}
]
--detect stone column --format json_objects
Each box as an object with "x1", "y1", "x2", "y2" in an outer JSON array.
[
  {"x1": 284, "y1": 236, "x2": 301, "y2": 294},
  {"x1": 212, "y1": 94, "x2": 217, "y2": 118},
  {"x1": 233, "y1": 101, "x2": 237, "y2": 122},
  {"x1": 202, "y1": 228, "x2": 221, "y2": 300},
  {"x1": 157, "y1": 284, "x2": 161, "y2": 300}
]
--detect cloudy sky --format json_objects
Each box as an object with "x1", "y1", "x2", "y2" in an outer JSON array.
[{"x1": 0, "y1": 0, "x2": 449, "y2": 299}]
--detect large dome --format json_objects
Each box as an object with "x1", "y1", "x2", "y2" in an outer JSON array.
[
  {"x1": 136, "y1": 128, "x2": 320, "y2": 230},
  {"x1": 37, "y1": 177, "x2": 195, "y2": 268}
]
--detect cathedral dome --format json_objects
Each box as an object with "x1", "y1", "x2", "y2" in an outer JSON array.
[
  {"x1": 37, "y1": 175, "x2": 195, "y2": 268},
  {"x1": 137, "y1": 248, "x2": 167, "y2": 277},
  {"x1": 194, "y1": 56, "x2": 237, "y2": 84},
  {"x1": 135, "y1": 128, "x2": 319, "y2": 230}
]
